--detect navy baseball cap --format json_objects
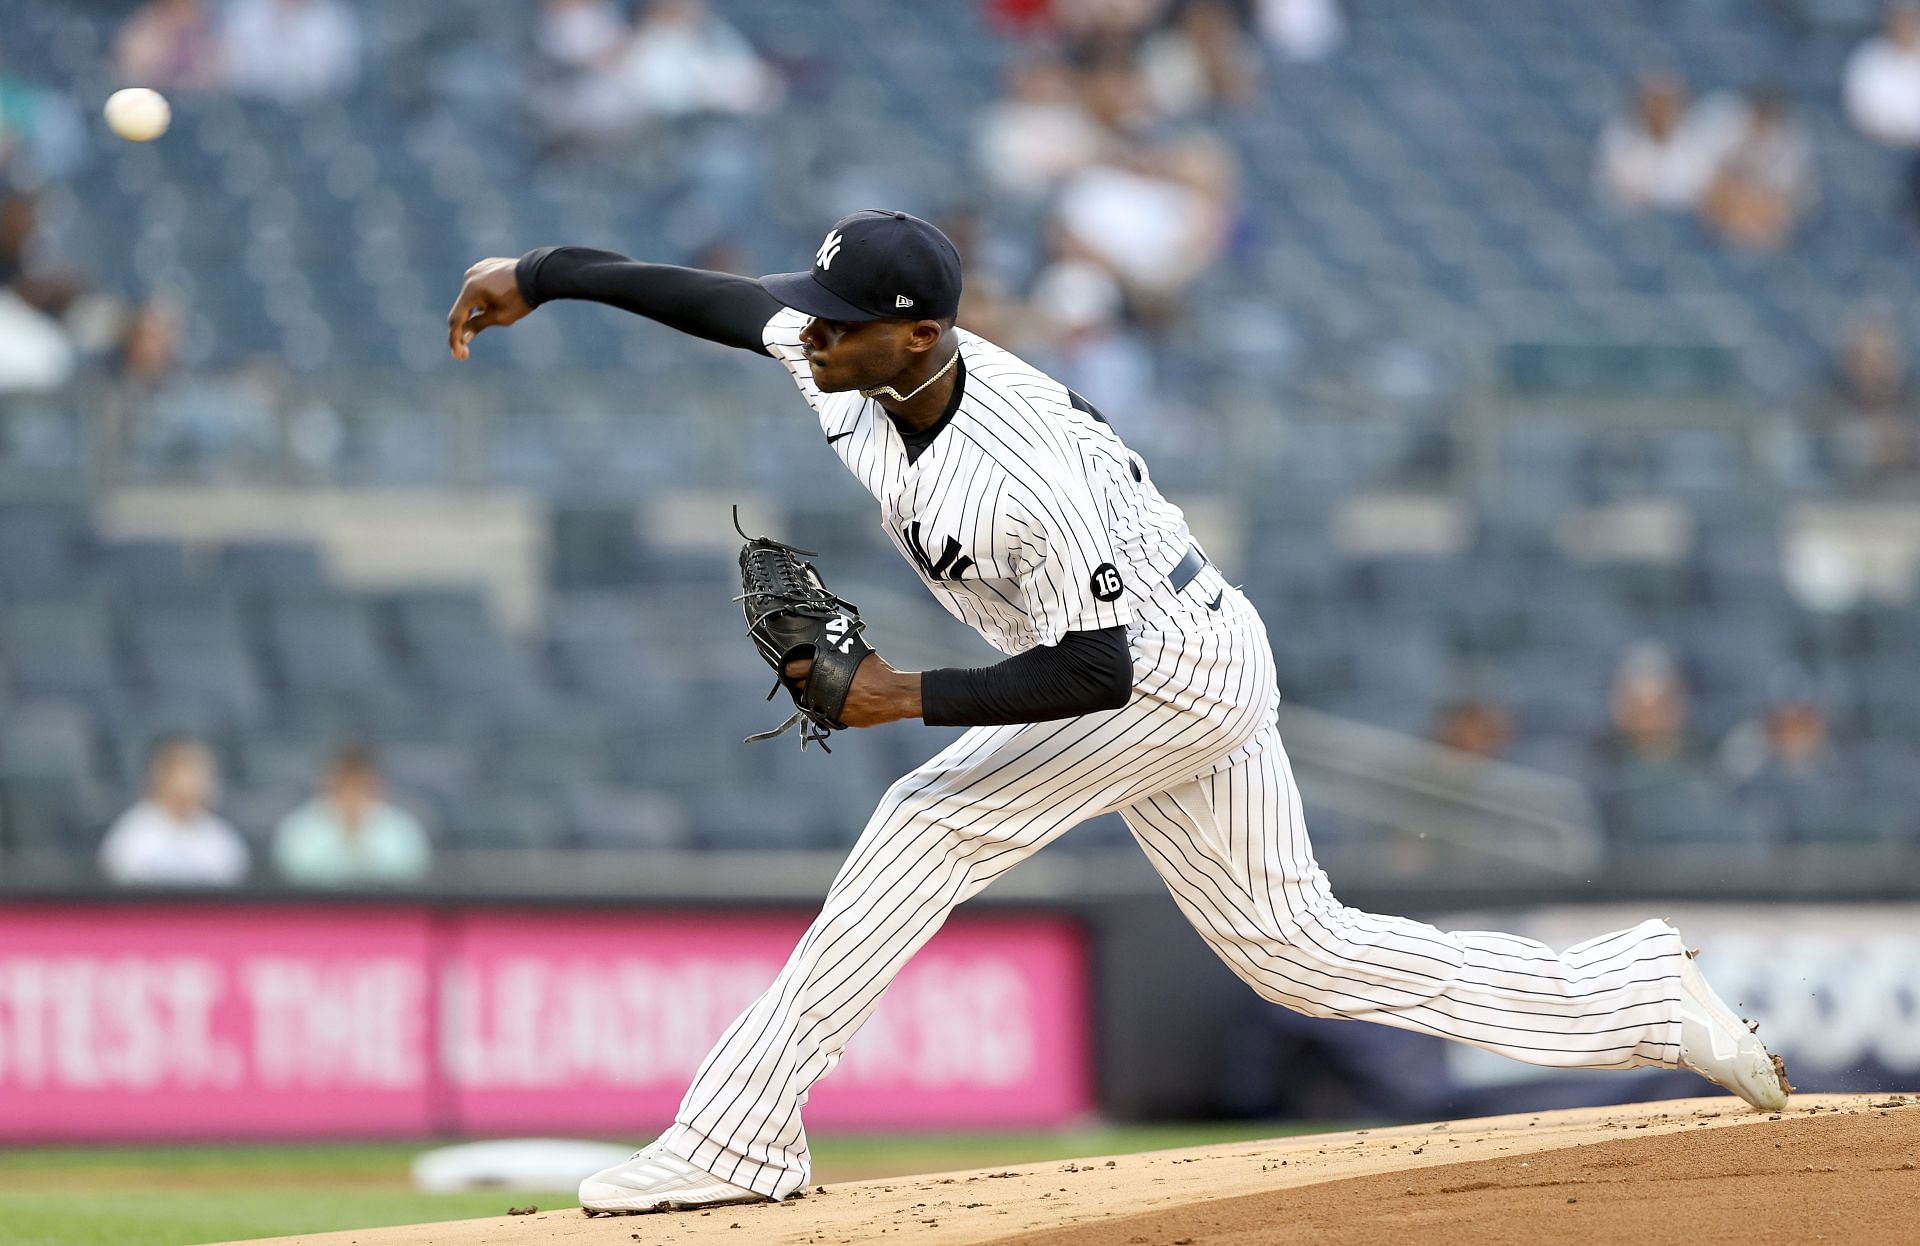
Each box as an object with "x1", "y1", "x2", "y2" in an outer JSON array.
[{"x1": 759, "y1": 210, "x2": 962, "y2": 322}]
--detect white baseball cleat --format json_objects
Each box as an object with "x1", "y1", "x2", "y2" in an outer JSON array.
[
  {"x1": 1676, "y1": 945, "x2": 1791, "y2": 1111},
  {"x1": 578, "y1": 1142, "x2": 771, "y2": 1215}
]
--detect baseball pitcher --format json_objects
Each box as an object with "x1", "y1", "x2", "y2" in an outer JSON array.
[{"x1": 446, "y1": 210, "x2": 1789, "y2": 1215}]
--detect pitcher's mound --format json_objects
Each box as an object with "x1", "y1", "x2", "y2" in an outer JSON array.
[{"x1": 230, "y1": 1094, "x2": 1918, "y2": 1245}]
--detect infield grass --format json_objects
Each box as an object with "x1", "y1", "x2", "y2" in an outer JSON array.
[{"x1": 0, "y1": 1123, "x2": 1333, "y2": 1246}]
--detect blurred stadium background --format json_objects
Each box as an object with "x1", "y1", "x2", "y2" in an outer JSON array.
[{"x1": 2, "y1": 0, "x2": 1918, "y2": 1240}]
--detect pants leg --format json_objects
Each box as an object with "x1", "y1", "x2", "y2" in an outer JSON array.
[
  {"x1": 660, "y1": 654, "x2": 1269, "y2": 1200},
  {"x1": 1120, "y1": 729, "x2": 1686, "y2": 1070}
]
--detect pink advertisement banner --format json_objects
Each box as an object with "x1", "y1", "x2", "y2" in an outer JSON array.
[{"x1": 0, "y1": 904, "x2": 1091, "y2": 1140}]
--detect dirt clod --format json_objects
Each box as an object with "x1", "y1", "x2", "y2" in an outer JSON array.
[{"x1": 505, "y1": 1206, "x2": 536, "y2": 1216}]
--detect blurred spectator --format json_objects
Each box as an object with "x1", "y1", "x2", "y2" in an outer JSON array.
[
  {"x1": 1594, "y1": 72, "x2": 1740, "y2": 213},
  {"x1": 1256, "y1": 0, "x2": 1345, "y2": 63},
  {"x1": 1140, "y1": 0, "x2": 1260, "y2": 118},
  {"x1": 1601, "y1": 643, "x2": 1699, "y2": 763},
  {"x1": 1831, "y1": 306, "x2": 1918, "y2": 476},
  {"x1": 0, "y1": 189, "x2": 92, "y2": 312},
  {"x1": 119, "y1": 299, "x2": 183, "y2": 385},
  {"x1": 1053, "y1": 133, "x2": 1241, "y2": 320},
  {"x1": 114, "y1": 0, "x2": 222, "y2": 95},
  {"x1": 1431, "y1": 698, "x2": 1514, "y2": 760},
  {"x1": 539, "y1": 0, "x2": 631, "y2": 70},
  {"x1": 1720, "y1": 669, "x2": 1858, "y2": 842},
  {"x1": 616, "y1": 0, "x2": 781, "y2": 121},
  {"x1": 1848, "y1": 3, "x2": 1920, "y2": 231},
  {"x1": 533, "y1": 0, "x2": 637, "y2": 141},
  {"x1": 0, "y1": 40, "x2": 84, "y2": 183},
  {"x1": 98, "y1": 736, "x2": 249, "y2": 886},
  {"x1": 220, "y1": 0, "x2": 362, "y2": 104},
  {"x1": 956, "y1": 270, "x2": 1029, "y2": 352},
  {"x1": 272, "y1": 743, "x2": 432, "y2": 887},
  {"x1": 1842, "y1": 307, "x2": 1908, "y2": 414},
  {"x1": 1077, "y1": 50, "x2": 1159, "y2": 138},
  {"x1": 0, "y1": 288, "x2": 73, "y2": 392},
  {"x1": 1594, "y1": 643, "x2": 1727, "y2": 842},
  {"x1": 0, "y1": 191, "x2": 76, "y2": 393},
  {"x1": 99, "y1": 296, "x2": 213, "y2": 471},
  {"x1": 940, "y1": 209, "x2": 1033, "y2": 346},
  {"x1": 1700, "y1": 88, "x2": 1814, "y2": 250},
  {"x1": 535, "y1": 0, "x2": 779, "y2": 144},
  {"x1": 1050, "y1": 0, "x2": 1171, "y2": 59},
  {"x1": 3, "y1": 191, "x2": 175, "y2": 395},
  {"x1": 1845, "y1": 4, "x2": 1920, "y2": 147},
  {"x1": 974, "y1": 55, "x2": 1107, "y2": 200},
  {"x1": 1026, "y1": 256, "x2": 1155, "y2": 428}
]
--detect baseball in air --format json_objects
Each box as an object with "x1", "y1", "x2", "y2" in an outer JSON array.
[{"x1": 104, "y1": 88, "x2": 171, "y2": 142}]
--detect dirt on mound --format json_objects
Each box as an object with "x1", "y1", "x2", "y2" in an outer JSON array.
[
  {"x1": 1005, "y1": 1102, "x2": 1920, "y2": 1246},
  {"x1": 224, "y1": 1095, "x2": 1917, "y2": 1246}
]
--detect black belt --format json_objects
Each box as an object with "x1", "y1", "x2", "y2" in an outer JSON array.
[{"x1": 1169, "y1": 546, "x2": 1206, "y2": 592}]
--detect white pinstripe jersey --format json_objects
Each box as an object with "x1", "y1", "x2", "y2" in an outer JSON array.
[{"x1": 761, "y1": 307, "x2": 1210, "y2": 656}]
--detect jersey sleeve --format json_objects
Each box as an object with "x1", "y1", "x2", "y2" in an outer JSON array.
[{"x1": 1008, "y1": 464, "x2": 1134, "y2": 647}]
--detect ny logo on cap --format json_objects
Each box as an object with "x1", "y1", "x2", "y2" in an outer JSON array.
[
  {"x1": 895, "y1": 294, "x2": 913, "y2": 308},
  {"x1": 815, "y1": 230, "x2": 843, "y2": 271}
]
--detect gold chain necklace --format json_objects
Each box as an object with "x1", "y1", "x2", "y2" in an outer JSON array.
[{"x1": 861, "y1": 348, "x2": 960, "y2": 402}]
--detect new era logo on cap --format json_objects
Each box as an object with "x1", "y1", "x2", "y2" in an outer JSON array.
[{"x1": 761, "y1": 209, "x2": 963, "y2": 322}]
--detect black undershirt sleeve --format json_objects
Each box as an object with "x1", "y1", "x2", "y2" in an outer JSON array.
[
  {"x1": 514, "y1": 246, "x2": 1132, "y2": 727},
  {"x1": 514, "y1": 246, "x2": 785, "y2": 353},
  {"x1": 920, "y1": 625, "x2": 1134, "y2": 727}
]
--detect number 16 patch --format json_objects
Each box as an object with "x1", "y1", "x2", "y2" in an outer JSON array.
[{"x1": 1090, "y1": 563, "x2": 1125, "y2": 602}]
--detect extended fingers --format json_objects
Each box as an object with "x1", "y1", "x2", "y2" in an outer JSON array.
[
  {"x1": 446, "y1": 283, "x2": 483, "y2": 359},
  {"x1": 447, "y1": 259, "x2": 526, "y2": 359}
]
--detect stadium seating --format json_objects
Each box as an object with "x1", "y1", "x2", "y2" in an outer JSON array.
[
  {"x1": 0, "y1": 0, "x2": 1904, "y2": 419},
  {"x1": 0, "y1": 487, "x2": 1912, "y2": 874},
  {"x1": 3, "y1": 0, "x2": 1919, "y2": 873}
]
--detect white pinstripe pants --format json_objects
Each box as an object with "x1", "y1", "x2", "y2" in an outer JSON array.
[{"x1": 663, "y1": 593, "x2": 1686, "y2": 1199}]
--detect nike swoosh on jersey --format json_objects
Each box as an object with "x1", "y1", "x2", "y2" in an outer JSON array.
[
  {"x1": 1206, "y1": 590, "x2": 1224, "y2": 611},
  {"x1": 827, "y1": 430, "x2": 855, "y2": 444}
]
